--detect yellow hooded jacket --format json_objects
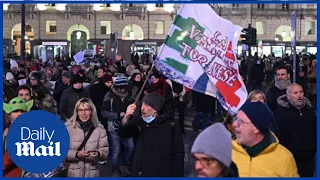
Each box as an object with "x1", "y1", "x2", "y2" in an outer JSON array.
[{"x1": 232, "y1": 132, "x2": 299, "y2": 177}]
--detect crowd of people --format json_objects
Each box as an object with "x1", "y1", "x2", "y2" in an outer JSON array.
[{"x1": 2, "y1": 52, "x2": 317, "y2": 177}]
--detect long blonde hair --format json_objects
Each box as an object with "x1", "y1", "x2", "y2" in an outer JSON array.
[{"x1": 69, "y1": 98, "x2": 99, "y2": 128}]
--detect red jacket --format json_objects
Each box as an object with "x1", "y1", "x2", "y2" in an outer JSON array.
[{"x1": 3, "y1": 152, "x2": 22, "y2": 177}]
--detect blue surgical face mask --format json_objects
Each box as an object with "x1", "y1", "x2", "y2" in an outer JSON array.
[{"x1": 142, "y1": 113, "x2": 156, "y2": 124}]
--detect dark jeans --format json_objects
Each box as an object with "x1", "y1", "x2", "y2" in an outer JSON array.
[
  {"x1": 251, "y1": 81, "x2": 262, "y2": 91},
  {"x1": 108, "y1": 130, "x2": 134, "y2": 172},
  {"x1": 176, "y1": 101, "x2": 186, "y2": 133}
]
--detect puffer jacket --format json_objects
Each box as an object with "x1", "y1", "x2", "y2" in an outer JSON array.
[
  {"x1": 65, "y1": 120, "x2": 109, "y2": 177},
  {"x1": 232, "y1": 132, "x2": 299, "y2": 177}
]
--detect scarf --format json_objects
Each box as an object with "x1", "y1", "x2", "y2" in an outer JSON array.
[
  {"x1": 72, "y1": 86, "x2": 83, "y2": 94},
  {"x1": 242, "y1": 131, "x2": 273, "y2": 157},
  {"x1": 275, "y1": 78, "x2": 291, "y2": 90},
  {"x1": 288, "y1": 97, "x2": 308, "y2": 110},
  {"x1": 76, "y1": 118, "x2": 93, "y2": 132}
]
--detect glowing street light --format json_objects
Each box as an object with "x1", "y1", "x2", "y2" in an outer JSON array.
[
  {"x1": 281, "y1": 31, "x2": 286, "y2": 38},
  {"x1": 76, "y1": 31, "x2": 82, "y2": 40}
]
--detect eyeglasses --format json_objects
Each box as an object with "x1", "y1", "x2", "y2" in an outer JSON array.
[
  {"x1": 78, "y1": 108, "x2": 92, "y2": 113},
  {"x1": 192, "y1": 155, "x2": 217, "y2": 167},
  {"x1": 234, "y1": 117, "x2": 251, "y2": 125}
]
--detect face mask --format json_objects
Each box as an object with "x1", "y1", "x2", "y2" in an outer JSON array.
[
  {"x1": 142, "y1": 114, "x2": 156, "y2": 124},
  {"x1": 257, "y1": 61, "x2": 261, "y2": 64}
]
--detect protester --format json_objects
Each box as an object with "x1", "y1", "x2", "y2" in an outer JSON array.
[
  {"x1": 232, "y1": 101, "x2": 299, "y2": 177},
  {"x1": 191, "y1": 123, "x2": 238, "y2": 177},
  {"x1": 118, "y1": 91, "x2": 185, "y2": 177},
  {"x1": 3, "y1": 97, "x2": 33, "y2": 177},
  {"x1": 65, "y1": 98, "x2": 108, "y2": 177},
  {"x1": 274, "y1": 83, "x2": 316, "y2": 177}
]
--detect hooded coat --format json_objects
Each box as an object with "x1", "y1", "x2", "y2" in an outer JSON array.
[{"x1": 273, "y1": 95, "x2": 316, "y2": 161}]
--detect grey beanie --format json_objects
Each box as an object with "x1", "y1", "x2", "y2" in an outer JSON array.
[
  {"x1": 191, "y1": 122, "x2": 232, "y2": 168},
  {"x1": 142, "y1": 91, "x2": 165, "y2": 112}
]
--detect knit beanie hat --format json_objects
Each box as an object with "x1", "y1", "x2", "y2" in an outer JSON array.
[
  {"x1": 239, "y1": 101, "x2": 273, "y2": 135},
  {"x1": 3, "y1": 97, "x2": 34, "y2": 114},
  {"x1": 71, "y1": 74, "x2": 84, "y2": 84},
  {"x1": 62, "y1": 71, "x2": 71, "y2": 79},
  {"x1": 102, "y1": 74, "x2": 113, "y2": 83},
  {"x1": 141, "y1": 91, "x2": 165, "y2": 112},
  {"x1": 191, "y1": 122, "x2": 232, "y2": 168},
  {"x1": 114, "y1": 75, "x2": 128, "y2": 86},
  {"x1": 5, "y1": 72, "x2": 14, "y2": 81},
  {"x1": 30, "y1": 71, "x2": 42, "y2": 81}
]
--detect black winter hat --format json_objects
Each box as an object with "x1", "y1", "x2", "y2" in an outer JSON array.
[
  {"x1": 142, "y1": 91, "x2": 165, "y2": 112},
  {"x1": 71, "y1": 74, "x2": 84, "y2": 84},
  {"x1": 30, "y1": 71, "x2": 42, "y2": 81},
  {"x1": 239, "y1": 101, "x2": 273, "y2": 135}
]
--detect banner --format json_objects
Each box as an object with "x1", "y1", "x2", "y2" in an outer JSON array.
[
  {"x1": 155, "y1": 4, "x2": 247, "y2": 114},
  {"x1": 73, "y1": 51, "x2": 85, "y2": 64}
]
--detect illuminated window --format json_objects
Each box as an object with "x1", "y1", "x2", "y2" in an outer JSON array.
[
  {"x1": 305, "y1": 21, "x2": 316, "y2": 35},
  {"x1": 46, "y1": 21, "x2": 56, "y2": 34},
  {"x1": 256, "y1": 22, "x2": 265, "y2": 35},
  {"x1": 154, "y1": 21, "x2": 164, "y2": 35}
]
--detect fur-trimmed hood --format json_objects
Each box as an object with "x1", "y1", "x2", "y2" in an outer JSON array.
[{"x1": 277, "y1": 94, "x2": 312, "y2": 109}]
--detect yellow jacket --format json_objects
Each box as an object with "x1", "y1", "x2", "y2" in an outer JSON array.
[{"x1": 232, "y1": 133, "x2": 299, "y2": 177}]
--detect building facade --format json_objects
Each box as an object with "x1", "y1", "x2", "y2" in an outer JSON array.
[{"x1": 3, "y1": 4, "x2": 317, "y2": 61}]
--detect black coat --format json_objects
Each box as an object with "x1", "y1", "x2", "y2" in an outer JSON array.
[
  {"x1": 90, "y1": 82, "x2": 110, "y2": 122},
  {"x1": 266, "y1": 86, "x2": 286, "y2": 112},
  {"x1": 118, "y1": 114, "x2": 184, "y2": 177},
  {"x1": 192, "y1": 91, "x2": 216, "y2": 113},
  {"x1": 53, "y1": 78, "x2": 70, "y2": 108},
  {"x1": 58, "y1": 87, "x2": 90, "y2": 121},
  {"x1": 273, "y1": 95, "x2": 316, "y2": 161}
]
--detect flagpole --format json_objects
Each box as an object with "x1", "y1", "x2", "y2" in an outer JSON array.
[{"x1": 134, "y1": 63, "x2": 154, "y2": 104}]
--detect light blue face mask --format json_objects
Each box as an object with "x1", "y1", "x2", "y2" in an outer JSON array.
[{"x1": 142, "y1": 114, "x2": 156, "y2": 124}]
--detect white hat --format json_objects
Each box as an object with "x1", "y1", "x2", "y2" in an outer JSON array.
[
  {"x1": 10, "y1": 59, "x2": 18, "y2": 70},
  {"x1": 6, "y1": 72, "x2": 14, "y2": 81}
]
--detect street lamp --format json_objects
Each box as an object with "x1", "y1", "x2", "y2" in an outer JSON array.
[
  {"x1": 76, "y1": 31, "x2": 81, "y2": 40},
  {"x1": 3, "y1": 4, "x2": 9, "y2": 11},
  {"x1": 36, "y1": 4, "x2": 47, "y2": 11},
  {"x1": 281, "y1": 31, "x2": 286, "y2": 38}
]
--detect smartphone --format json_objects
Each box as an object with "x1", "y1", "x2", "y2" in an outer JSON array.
[{"x1": 88, "y1": 151, "x2": 97, "y2": 156}]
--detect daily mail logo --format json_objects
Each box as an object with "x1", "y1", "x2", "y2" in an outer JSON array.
[
  {"x1": 15, "y1": 127, "x2": 61, "y2": 157},
  {"x1": 6, "y1": 111, "x2": 70, "y2": 174}
]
